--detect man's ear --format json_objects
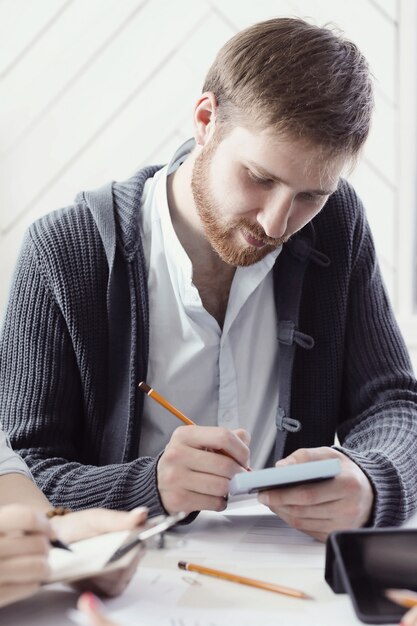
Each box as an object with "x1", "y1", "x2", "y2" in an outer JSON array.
[{"x1": 193, "y1": 92, "x2": 218, "y2": 146}]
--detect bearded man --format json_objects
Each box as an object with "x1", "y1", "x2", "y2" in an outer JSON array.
[{"x1": 2, "y1": 18, "x2": 417, "y2": 541}]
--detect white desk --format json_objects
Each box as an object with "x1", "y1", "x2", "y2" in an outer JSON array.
[{"x1": 0, "y1": 499, "x2": 399, "y2": 626}]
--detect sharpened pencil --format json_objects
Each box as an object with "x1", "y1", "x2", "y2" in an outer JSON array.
[
  {"x1": 178, "y1": 561, "x2": 313, "y2": 600},
  {"x1": 138, "y1": 381, "x2": 251, "y2": 471}
]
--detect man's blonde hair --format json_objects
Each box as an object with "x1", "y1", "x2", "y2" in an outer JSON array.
[{"x1": 203, "y1": 18, "x2": 374, "y2": 156}]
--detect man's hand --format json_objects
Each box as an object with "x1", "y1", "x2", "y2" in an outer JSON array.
[
  {"x1": 0, "y1": 504, "x2": 52, "y2": 608},
  {"x1": 258, "y1": 447, "x2": 374, "y2": 542},
  {"x1": 157, "y1": 426, "x2": 251, "y2": 514}
]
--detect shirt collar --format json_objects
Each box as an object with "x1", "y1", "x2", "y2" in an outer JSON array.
[{"x1": 167, "y1": 138, "x2": 196, "y2": 175}]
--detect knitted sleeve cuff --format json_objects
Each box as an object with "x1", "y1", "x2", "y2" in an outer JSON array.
[
  {"x1": 120, "y1": 454, "x2": 166, "y2": 517},
  {"x1": 333, "y1": 445, "x2": 410, "y2": 527}
]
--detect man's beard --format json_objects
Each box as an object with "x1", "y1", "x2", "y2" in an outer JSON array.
[{"x1": 191, "y1": 142, "x2": 284, "y2": 267}]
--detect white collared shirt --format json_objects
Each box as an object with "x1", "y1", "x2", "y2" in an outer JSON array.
[
  {"x1": 138, "y1": 143, "x2": 281, "y2": 469},
  {"x1": 0, "y1": 428, "x2": 32, "y2": 477}
]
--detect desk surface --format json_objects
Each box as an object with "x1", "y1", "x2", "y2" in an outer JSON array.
[{"x1": 0, "y1": 500, "x2": 400, "y2": 626}]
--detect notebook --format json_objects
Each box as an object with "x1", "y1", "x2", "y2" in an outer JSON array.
[{"x1": 47, "y1": 512, "x2": 185, "y2": 584}]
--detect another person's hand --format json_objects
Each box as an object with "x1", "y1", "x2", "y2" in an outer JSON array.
[
  {"x1": 0, "y1": 504, "x2": 148, "y2": 608},
  {"x1": 402, "y1": 607, "x2": 417, "y2": 626},
  {"x1": 258, "y1": 447, "x2": 374, "y2": 542},
  {"x1": 50, "y1": 507, "x2": 147, "y2": 544},
  {"x1": 157, "y1": 426, "x2": 250, "y2": 514},
  {"x1": 0, "y1": 504, "x2": 52, "y2": 608},
  {"x1": 52, "y1": 507, "x2": 148, "y2": 598},
  {"x1": 78, "y1": 592, "x2": 121, "y2": 626},
  {"x1": 385, "y1": 590, "x2": 417, "y2": 626}
]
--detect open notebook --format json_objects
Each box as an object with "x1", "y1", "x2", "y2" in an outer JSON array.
[{"x1": 47, "y1": 512, "x2": 186, "y2": 584}]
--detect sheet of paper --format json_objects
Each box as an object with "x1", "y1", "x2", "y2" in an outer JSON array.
[
  {"x1": 83, "y1": 565, "x2": 373, "y2": 626},
  {"x1": 68, "y1": 605, "x2": 358, "y2": 626},
  {"x1": 83, "y1": 499, "x2": 332, "y2": 623},
  {"x1": 165, "y1": 499, "x2": 325, "y2": 568}
]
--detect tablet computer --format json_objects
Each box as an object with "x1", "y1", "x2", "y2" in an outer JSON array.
[
  {"x1": 326, "y1": 528, "x2": 417, "y2": 623},
  {"x1": 229, "y1": 458, "x2": 341, "y2": 496}
]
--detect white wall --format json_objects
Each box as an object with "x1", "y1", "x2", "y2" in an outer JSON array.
[{"x1": 0, "y1": 0, "x2": 401, "y2": 341}]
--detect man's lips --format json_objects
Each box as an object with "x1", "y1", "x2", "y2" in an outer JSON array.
[{"x1": 242, "y1": 230, "x2": 268, "y2": 248}]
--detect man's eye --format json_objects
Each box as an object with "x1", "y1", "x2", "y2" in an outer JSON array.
[
  {"x1": 248, "y1": 171, "x2": 273, "y2": 187},
  {"x1": 299, "y1": 192, "x2": 321, "y2": 201}
]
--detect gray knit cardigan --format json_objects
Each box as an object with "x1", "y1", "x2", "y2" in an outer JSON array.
[{"x1": 1, "y1": 167, "x2": 417, "y2": 524}]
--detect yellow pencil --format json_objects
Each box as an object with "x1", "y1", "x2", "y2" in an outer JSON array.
[
  {"x1": 138, "y1": 381, "x2": 195, "y2": 425},
  {"x1": 138, "y1": 381, "x2": 251, "y2": 471},
  {"x1": 385, "y1": 589, "x2": 417, "y2": 609},
  {"x1": 178, "y1": 561, "x2": 313, "y2": 600}
]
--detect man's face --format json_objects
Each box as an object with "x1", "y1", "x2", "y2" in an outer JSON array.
[{"x1": 191, "y1": 125, "x2": 345, "y2": 266}]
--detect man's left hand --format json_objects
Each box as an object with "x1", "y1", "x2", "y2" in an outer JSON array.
[{"x1": 258, "y1": 447, "x2": 374, "y2": 542}]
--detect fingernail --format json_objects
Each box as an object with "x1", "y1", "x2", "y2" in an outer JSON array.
[
  {"x1": 81, "y1": 592, "x2": 102, "y2": 611},
  {"x1": 258, "y1": 493, "x2": 269, "y2": 506},
  {"x1": 130, "y1": 506, "x2": 148, "y2": 515},
  {"x1": 275, "y1": 460, "x2": 288, "y2": 467}
]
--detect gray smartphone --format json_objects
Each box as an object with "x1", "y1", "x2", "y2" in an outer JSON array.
[{"x1": 229, "y1": 459, "x2": 341, "y2": 495}]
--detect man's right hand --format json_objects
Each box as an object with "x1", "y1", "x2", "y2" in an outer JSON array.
[{"x1": 157, "y1": 426, "x2": 251, "y2": 514}]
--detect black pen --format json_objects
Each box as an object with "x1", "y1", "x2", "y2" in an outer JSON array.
[
  {"x1": 50, "y1": 538, "x2": 72, "y2": 552},
  {"x1": 46, "y1": 507, "x2": 72, "y2": 551}
]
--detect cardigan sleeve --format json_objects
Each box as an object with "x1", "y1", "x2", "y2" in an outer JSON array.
[
  {"x1": 334, "y1": 197, "x2": 417, "y2": 526},
  {"x1": 0, "y1": 228, "x2": 165, "y2": 515}
]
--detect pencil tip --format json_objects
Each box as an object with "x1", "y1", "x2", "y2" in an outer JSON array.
[
  {"x1": 178, "y1": 561, "x2": 187, "y2": 570},
  {"x1": 138, "y1": 381, "x2": 151, "y2": 393}
]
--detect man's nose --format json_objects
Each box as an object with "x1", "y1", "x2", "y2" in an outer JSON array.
[{"x1": 256, "y1": 189, "x2": 293, "y2": 240}]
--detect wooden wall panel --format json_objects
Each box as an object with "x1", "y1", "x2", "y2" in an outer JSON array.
[{"x1": 0, "y1": 0, "x2": 399, "y2": 320}]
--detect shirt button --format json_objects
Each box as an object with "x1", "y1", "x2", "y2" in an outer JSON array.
[{"x1": 223, "y1": 410, "x2": 232, "y2": 422}]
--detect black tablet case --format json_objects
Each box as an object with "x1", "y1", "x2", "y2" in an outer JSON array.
[{"x1": 325, "y1": 528, "x2": 417, "y2": 624}]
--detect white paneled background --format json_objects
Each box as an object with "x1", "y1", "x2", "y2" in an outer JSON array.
[{"x1": 1, "y1": 0, "x2": 410, "y2": 359}]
